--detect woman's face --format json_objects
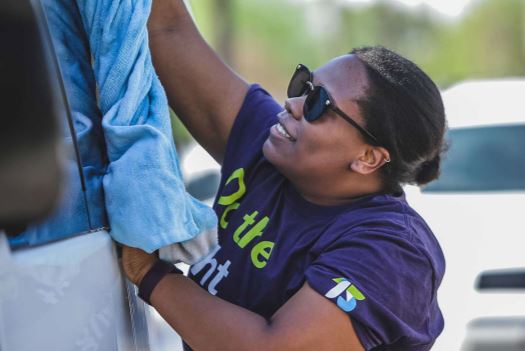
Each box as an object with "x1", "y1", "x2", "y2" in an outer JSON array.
[{"x1": 263, "y1": 54, "x2": 373, "y2": 194}]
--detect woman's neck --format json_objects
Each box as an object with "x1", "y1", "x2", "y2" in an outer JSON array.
[{"x1": 290, "y1": 178, "x2": 384, "y2": 207}]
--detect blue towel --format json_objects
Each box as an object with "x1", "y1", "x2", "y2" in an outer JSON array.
[
  {"x1": 74, "y1": 0, "x2": 218, "y2": 253},
  {"x1": 12, "y1": 0, "x2": 218, "y2": 259}
]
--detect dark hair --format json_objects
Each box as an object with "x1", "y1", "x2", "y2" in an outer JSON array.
[{"x1": 350, "y1": 46, "x2": 448, "y2": 192}]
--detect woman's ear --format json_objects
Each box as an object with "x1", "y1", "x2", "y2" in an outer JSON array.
[{"x1": 350, "y1": 147, "x2": 390, "y2": 175}]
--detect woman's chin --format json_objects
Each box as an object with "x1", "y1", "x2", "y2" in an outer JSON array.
[{"x1": 263, "y1": 140, "x2": 285, "y2": 170}]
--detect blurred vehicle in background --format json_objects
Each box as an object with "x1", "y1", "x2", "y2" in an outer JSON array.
[
  {"x1": 182, "y1": 143, "x2": 221, "y2": 206},
  {"x1": 405, "y1": 78, "x2": 525, "y2": 351}
]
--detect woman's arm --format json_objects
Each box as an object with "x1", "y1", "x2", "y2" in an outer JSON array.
[
  {"x1": 122, "y1": 246, "x2": 365, "y2": 351},
  {"x1": 148, "y1": 0, "x2": 249, "y2": 164}
]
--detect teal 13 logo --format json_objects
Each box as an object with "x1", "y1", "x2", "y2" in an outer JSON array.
[{"x1": 324, "y1": 278, "x2": 366, "y2": 312}]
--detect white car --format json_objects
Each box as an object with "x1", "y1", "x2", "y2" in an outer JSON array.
[{"x1": 405, "y1": 78, "x2": 525, "y2": 351}]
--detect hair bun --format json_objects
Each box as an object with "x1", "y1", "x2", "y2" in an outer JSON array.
[{"x1": 415, "y1": 155, "x2": 441, "y2": 186}]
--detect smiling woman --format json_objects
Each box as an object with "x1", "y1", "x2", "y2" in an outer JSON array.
[
  {"x1": 122, "y1": 1, "x2": 447, "y2": 350},
  {"x1": 263, "y1": 54, "x2": 395, "y2": 206}
]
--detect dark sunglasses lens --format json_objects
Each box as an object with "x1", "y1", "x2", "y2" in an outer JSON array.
[
  {"x1": 304, "y1": 86, "x2": 328, "y2": 122},
  {"x1": 287, "y1": 65, "x2": 311, "y2": 98}
]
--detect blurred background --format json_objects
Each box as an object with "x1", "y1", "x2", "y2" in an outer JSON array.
[{"x1": 171, "y1": 0, "x2": 525, "y2": 148}]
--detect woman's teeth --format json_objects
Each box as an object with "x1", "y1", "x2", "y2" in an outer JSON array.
[{"x1": 276, "y1": 123, "x2": 293, "y2": 141}]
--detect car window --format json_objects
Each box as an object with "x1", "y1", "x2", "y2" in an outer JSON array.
[
  {"x1": 423, "y1": 124, "x2": 525, "y2": 192},
  {"x1": 7, "y1": 0, "x2": 107, "y2": 249}
]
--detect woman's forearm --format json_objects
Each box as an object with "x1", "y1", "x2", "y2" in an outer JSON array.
[
  {"x1": 122, "y1": 246, "x2": 360, "y2": 351},
  {"x1": 151, "y1": 274, "x2": 273, "y2": 351}
]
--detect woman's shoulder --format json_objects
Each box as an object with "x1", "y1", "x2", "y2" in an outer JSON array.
[
  {"x1": 305, "y1": 192, "x2": 445, "y2": 350},
  {"x1": 330, "y1": 191, "x2": 445, "y2": 269}
]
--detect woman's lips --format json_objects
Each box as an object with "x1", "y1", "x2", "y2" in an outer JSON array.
[
  {"x1": 275, "y1": 122, "x2": 295, "y2": 141},
  {"x1": 276, "y1": 113, "x2": 297, "y2": 141}
]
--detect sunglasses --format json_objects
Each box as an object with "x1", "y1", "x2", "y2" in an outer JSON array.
[{"x1": 287, "y1": 64, "x2": 381, "y2": 146}]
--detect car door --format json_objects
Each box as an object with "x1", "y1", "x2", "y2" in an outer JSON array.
[{"x1": 0, "y1": 1, "x2": 181, "y2": 349}]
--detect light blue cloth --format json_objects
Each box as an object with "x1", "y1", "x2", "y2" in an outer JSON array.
[
  {"x1": 11, "y1": 0, "x2": 218, "y2": 254},
  {"x1": 74, "y1": 0, "x2": 218, "y2": 252}
]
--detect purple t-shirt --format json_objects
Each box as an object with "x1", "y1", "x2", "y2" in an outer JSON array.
[{"x1": 187, "y1": 84, "x2": 445, "y2": 350}]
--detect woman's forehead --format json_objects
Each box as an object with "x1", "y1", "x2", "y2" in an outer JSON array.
[
  {"x1": 313, "y1": 55, "x2": 369, "y2": 122},
  {"x1": 313, "y1": 55, "x2": 369, "y2": 97}
]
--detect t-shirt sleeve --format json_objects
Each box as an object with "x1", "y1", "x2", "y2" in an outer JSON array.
[
  {"x1": 221, "y1": 84, "x2": 283, "y2": 175},
  {"x1": 305, "y1": 230, "x2": 442, "y2": 350}
]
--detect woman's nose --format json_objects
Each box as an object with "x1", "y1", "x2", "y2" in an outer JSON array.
[{"x1": 284, "y1": 97, "x2": 305, "y2": 121}]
